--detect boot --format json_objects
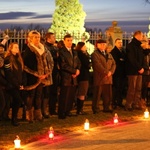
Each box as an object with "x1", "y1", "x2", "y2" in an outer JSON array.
[
  {"x1": 11, "y1": 118, "x2": 20, "y2": 126},
  {"x1": 34, "y1": 109, "x2": 43, "y2": 122},
  {"x1": 76, "y1": 99, "x2": 87, "y2": 115},
  {"x1": 26, "y1": 109, "x2": 34, "y2": 123},
  {"x1": 42, "y1": 98, "x2": 50, "y2": 118},
  {"x1": 139, "y1": 99, "x2": 146, "y2": 110}
]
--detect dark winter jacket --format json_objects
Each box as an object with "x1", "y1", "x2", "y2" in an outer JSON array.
[
  {"x1": 126, "y1": 37, "x2": 144, "y2": 75},
  {"x1": 4, "y1": 56, "x2": 23, "y2": 89},
  {"x1": 111, "y1": 46, "x2": 126, "y2": 78},
  {"x1": 77, "y1": 50, "x2": 91, "y2": 81},
  {"x1": 59, "y1": 46, "x2": 81, "y2": 86}
]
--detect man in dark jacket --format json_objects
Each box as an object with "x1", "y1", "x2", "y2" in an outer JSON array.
[
  {"x1": 58, "y1": 34, "x2": 81, "y2": 119},
  {"x1": 125, "y1": 30, "x2": 144, "y2": 111},
  {"x1": 111, "y1": 38, "x2": 127, "y2": 109},
  {"x1": 44, "y1": 32, "x2": 59, "y2": 116}
]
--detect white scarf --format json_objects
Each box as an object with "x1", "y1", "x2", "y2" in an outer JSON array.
[{"x1": 30, "y1": 43, "x2": 45, "y2": 56}]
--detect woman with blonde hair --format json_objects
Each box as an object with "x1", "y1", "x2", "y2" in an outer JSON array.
[
  {"x1": 23, "y1": 30, "x2": 52, "y2": 123},
  {"x1": 4, "y1": 42, "x2": 24, "y2": 126}
]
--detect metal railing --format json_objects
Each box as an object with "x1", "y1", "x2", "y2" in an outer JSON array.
[{"x1": 0, "y1": 29, "x2": 137, "y2": 53}]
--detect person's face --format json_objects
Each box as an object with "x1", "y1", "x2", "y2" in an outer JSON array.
[
  {"x1": 136, "y1": 32, "x2": 144, "y2": 42},
  {"x1": 48, "y1": 34, "x2": 56, "y2": 44},
  {"x1": 97, "y1": 43, "x2": 107, "y2": 50},
  {"x1": 31, "y1": 34, "x2": 41, "y2": 46},
  {"x1": 81, "y1": 45, "x2": 87, "y2": 52},
  {"x1": 64, "y1": 37, "x2": 73, "y2": 48},
  {"x1": 0, "y1": 47, "x2": 4, "y2": 54},
  {"x1": 11, "y1": 44, "x2": 19, "y2": 55},
  {"x1": 115, "y1": 40, "x2": 123, "y2": 50}
]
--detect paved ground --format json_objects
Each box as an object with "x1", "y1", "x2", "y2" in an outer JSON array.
[{"x1": 11, "y1": 118, "x2": 150, "y2": 150}]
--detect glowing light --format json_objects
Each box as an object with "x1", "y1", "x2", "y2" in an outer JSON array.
[
  {"x1": 113, "y1": 113, "x2": 119, "y2": 124},
  {"x1": 14, "y1": 135, "x2": 21, "y2": 149},
  {"x1": 84, "y1": 119, "x2": 90, "y2": 131},
  {"x1": 49, "y1": 127, "x2": 54, "y2": 140},
  {"x1": 144, "y1": 108, "x2": 149, "y2": 119}
]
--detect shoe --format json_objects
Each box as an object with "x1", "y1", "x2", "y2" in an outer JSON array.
[
  {"x1": 66, "y1": 112, "x2": 77, "y2": 117},
  {"x1": 117, "y1": 104, "x2": 125, "y2": 108},
  {"x1": 50, "y1": 112, "x2": 58, "y2": 116},
  {"x1": 12, "y1": 121, "x2": 20, "y2": 126},
  {"x1": 58, "y1": 114, "x2": 66, "y2": 119},
  {"x1": 43, "y1": 114, "x2": 50, "y2": 119},
  {"x1": 76, "y1": 111, "x2": 88, "y2": 115},
  {"x1": 112, "y1": 105, "x2": 117, "y2": 109},
  {"x1": 124, "y1": 107, "x2": 133, "y2": 111},
  {"x1": 103, "y1": 109, "x2": 113, "y2": 113}
]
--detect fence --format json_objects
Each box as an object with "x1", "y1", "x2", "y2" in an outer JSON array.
[{"x1": 0, "y1": 29, "x2": 136, "y2": 54}]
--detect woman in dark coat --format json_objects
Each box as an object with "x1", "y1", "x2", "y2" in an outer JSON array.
[
  {"x1": 75, "y1": 42, "x2": 91, "y2": 115},
  {"x1": 4, "y1": 42, "x2": 24, "y2": 126}
]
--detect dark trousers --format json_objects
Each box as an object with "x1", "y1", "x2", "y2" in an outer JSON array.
[
  {"x1": 0, "y1": 89, "x2": 6, "y2": 119},
  {"x1": 7, "y1": 88, "x2": 22, "y2": 121},
  {"x1": 126, "y1": 75, "x2": 142, "y2": 108},
  {"x1": 25, "y1": 84, "x2": 43, "y2": 110},
  {"x1": 112, "y1": 76, "x2": 126, "y2": 106},
  {"x1": 58, "y1": 85, "x2": 76, "y2": 116},
  {"x1": 142, "y1": 75, "x2": 150, "y2": 99},
  {"x1": 49, "y1": 71, "x2": 60, "y2": 114},
  {"x1": 92, "y1": 84, "x2": 112, "y2": 112}
]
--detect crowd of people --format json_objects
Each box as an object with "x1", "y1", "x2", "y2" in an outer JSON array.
[{"x1": 0, "y1": 30, "x2": 150, "y2": 126}]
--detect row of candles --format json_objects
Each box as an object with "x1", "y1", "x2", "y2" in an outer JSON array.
[{"x1": 14, "y1": 108, "x2": 150, "y2": 149}]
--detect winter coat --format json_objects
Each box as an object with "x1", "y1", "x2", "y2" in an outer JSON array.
[
  {"x1": 77, "y1": 50, "x2": 91, "y2": 82},
  {"x1": 23, "y1": 43, "x2": 53, "y2": 90},
  {"x1": 4, "y1": 56, "x2": 23, "y2": 90},
  {"x1": 126, "y1": 37, "x2": 144, "y2": 75},
  {"x1": 111, "y1": 46, "x2": 126, "y2": 78},
  {"x1": 59, "y1": 46, "x2": 81, "y2": 86},
  {"x1": 91, "y1": 49, "x2": 116, "y2": 86}
]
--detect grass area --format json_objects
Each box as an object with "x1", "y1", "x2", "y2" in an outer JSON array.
[{"x1": 0, "y1": 100, "x2": 147, "y2": 150}]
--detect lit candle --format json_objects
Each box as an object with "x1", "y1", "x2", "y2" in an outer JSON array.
[
  {"x1": 113, "y1": 113, "x2": 119, "y2": 124},
  {"x1": 84, "y1": 119, "x2": 89, "y2": 131},
  {"x1": 14, "y1": 135, "x2": 21, "y2": 149},
  {"x1": 144, "y1": 108, "x2": 149, "y2": 119},
  {"x1": 49, "y1": 127, "x2": 54, "y2": 139}
]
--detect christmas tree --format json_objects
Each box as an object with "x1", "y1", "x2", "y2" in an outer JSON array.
[{"x1": 48, "y1": 0, "x2": 88, "y2": 40}]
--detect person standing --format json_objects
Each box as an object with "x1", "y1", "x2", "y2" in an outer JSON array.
[
  {"x1": 91, "y1": 39, "x2": 116, "y2": 114},
  {"x1": 125, "y1": 30, "x2": 144, "y2": 111},
  {"x1": 4, "y1": 42, "x2": 24, "y2": 126},
  {"x1": 44, "y1": 32, "x2": 60, "y2": 115},
  {"x1": 23, "y1": 30, "x2": 50, "y2": 123},
  {"x1": 111, "y1": 38, "x2": 127, "y2": 109},
  {"x1": 141, "y1": 37, "x2": 150, "y2": 108},
  {"x1": 58, "y1": 34, "x2": 81, "y2": 119},
  {"x1": 75, "y1": 42, "x2": 91, "y2": 115}
]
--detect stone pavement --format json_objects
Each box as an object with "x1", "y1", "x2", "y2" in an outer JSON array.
[{"x1": 13, "y1": 118, "x2": 150, "y2": 150}]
